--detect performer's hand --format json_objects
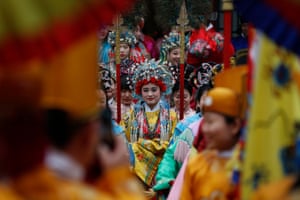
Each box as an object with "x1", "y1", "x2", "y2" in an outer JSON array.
[
  {"x1": 98, "y1": 135, "x2": 129, "y2": 171},
  {"x1": 144, "y1": 188, "x2": 156, "y2": 199}
]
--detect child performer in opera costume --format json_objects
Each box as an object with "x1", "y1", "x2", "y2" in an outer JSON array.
[{"x1": 120, "y1": 60, "x2": 178, "y2": 192}]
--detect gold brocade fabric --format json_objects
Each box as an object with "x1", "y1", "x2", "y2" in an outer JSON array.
[
  {"x1": 132, "y1": 138, "x2": 169, "y2": 186},
  {"x1": 180, "y1": 151, "x2": 233, "y2": 200},
  {"x1": 144, "y1": 110, "x2": 160, "y2": 131},
  {"x1": 0, "y1": 185, "x2": 22, "y2": 200},
  {"x1": 10, "y1": 166, "x2": 109, "y2": 200},
  {"x1": 95, "y1": 166, "x2": 146, "y2": 200},
  {"x1": 120, "y1": 108, "x2": 178, "y2": 187}
]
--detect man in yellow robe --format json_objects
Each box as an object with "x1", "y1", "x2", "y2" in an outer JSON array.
[
  {"x1": 180, "y1": 87, "x2": 244, "y2": 200},
  {"x1": 0, "y1": 68, "x2": 110, "y2": 200}
]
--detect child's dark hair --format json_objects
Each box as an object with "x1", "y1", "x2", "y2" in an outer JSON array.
[
  {"x1": 121, "y1": 75, "x2": 132, "y2": 91},
  {"x1": 195, "y1": 83, "x2": 213, "y2": 102},
  {"x1": 45, "y1": 109, "x2": 94, "y2": 149},
  {"x1": 98, "y1": 80, "x2": 105, "y2": 90},
  {"x1": 172, "y1": 80, "x2": 193, "y2": 96}
]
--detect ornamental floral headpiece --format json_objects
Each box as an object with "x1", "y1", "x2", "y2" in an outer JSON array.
[
  {"x1": 132, "y1": 59, "x2": 173, "y2": 100},
  {"x1": 107, "y1": 30, "x2": 137, "y2": 47},
  {"x1": 159, "y1": 31, "x2": 189, "y2": 63},
  {"x1": 189, "y1": 27, "x2": 224, "y2": 58}
]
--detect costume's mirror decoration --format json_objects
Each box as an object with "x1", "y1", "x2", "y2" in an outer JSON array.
[{"x1": 132, "y1": 59, "x2": 173, "y2": 100}]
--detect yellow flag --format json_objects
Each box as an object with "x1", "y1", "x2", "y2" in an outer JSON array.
[{"x1": 242, "y1": 31, "x2": 300, "y2": 199}]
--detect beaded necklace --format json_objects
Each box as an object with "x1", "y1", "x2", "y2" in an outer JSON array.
[
  {"x1": 130, "y1": 100, "x2": 171, "y2": 143},
  {"x1": 142, "y1": 107, "x2": 161, "y2": 139}
]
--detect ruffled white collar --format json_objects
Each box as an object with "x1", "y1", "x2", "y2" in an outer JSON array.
[{"x1": 144, "y1": 102, "x2": 160, "y2": 112}]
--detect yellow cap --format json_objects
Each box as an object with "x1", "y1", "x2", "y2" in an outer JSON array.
[
  {"x1": 0, "y1": 61, "x2": 44, "y2": 122},
  {"x1": 214, "y1": 65, "x2": 248, "y2": 118},
  {"x1": 214, "y1": 65, "x2": 248, "y2": 95},
  {"x1": 0, "y1": 62, "x2": 43, "y2": 109},
  {"x1": 203, "y1": 87, "x2": 241, "y2": 118},
  {"x1": 41, "y1": 33, "x2": 99, "y2": 120}
]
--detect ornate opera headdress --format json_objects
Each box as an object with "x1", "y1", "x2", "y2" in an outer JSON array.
[
  {"x1": 188, "y1": 62, "x2": 223, "y2": 88},
  {"x1": 120, "y1": 58, "x2": 136, "y2": 76},
  {"x1": 98, "y1": 66, "x2": 116, "y2": 91},
  {"x1": 159, "y1": 31, "x2": 190, "y2": 64},
  {"x1": 107, "y1": 30, "x2": 137, "y2": 47},
  {"x1": 132, "y1": 59, "x2": 173, "y2": 100},
  {"x1": 188, "y1": 27, "x2": 224, "y2": 58},
  {"x1": 160, "y1": 31, "x2": 180, "y2": 63},
  {"x1": 120, "y1": 59, "x2": 136, "y2": 91},
  {"x1": 121, "y1": 74, "x2": 134, "y2": 91}
]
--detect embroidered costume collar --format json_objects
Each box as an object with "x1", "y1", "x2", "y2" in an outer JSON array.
[{"x1": 144, "y1": 102, "x2": 160, "y2": 112}]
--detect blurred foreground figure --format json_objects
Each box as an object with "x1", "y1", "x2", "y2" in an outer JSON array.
[
  {"x1": 179, "y1": 87, "x2": 244, "y2": 200},
  {"x1": 0, "y1": 69, "x2": 41, "y2": 200},
  {"x1": 0, "y1": 0, "x2": 144, "y2": 199},
  {"x1": 233, "y1": 0, "x2": 300, "y2": 199},
  {"x1": 0, "y1": 68, "x2": 106, "y2": 199}
]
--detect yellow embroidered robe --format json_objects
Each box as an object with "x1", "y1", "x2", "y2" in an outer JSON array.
[
  {"x1": 121, "y1": 108, "x2": 178, "y2": 187},
  {"x1": 180, "y1": 150, "x2": 233, "y2": 200},
  {"x1": 0, "y1": 185, "x2": 22, "y2": 200},
  {"x1": 10, "y1": 165, "x2": 111, "y2": 200},
  {"x1": 95, "y1": 166, "x2": 146, "y2": 200}
]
